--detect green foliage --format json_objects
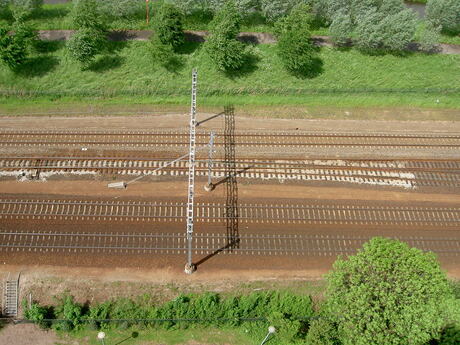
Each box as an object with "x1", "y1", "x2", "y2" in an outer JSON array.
[
  {"x1": 150, "y1": 35, "x2": 175, "y2": 67},
  {"x1": 97, "y1": 0, "x2": 144, "y2": 19},
  {"x1": 23, "y1": 301, "x2": 50, "y2": 328},
  {"x1": 67, "y1": 27, "x2": 106, "y2": 68},
  {"x1": 10, "y1": 0, "x2": 43, "y2": 20},
  {"x1": 275, "y1": 4, "x2": 317, "y2": 76},
  {"x1": 153, "y1": 2, "x2": 184, "y2": 49},
  {"x1": 260, "y1": 0, "x2": 304, "y2": 23},
  {"x1": 324, "y1": 237, "x2": 455, "y2": 345},
  {"x1": 426, "y1": 0, "x2": 460, "y2": 34},
  {"x1": 53, "y1": 294, "x2": 84, "y2": 330},
  {"x1": 205, "y1": 1, "x2": 246, "y2": 72},
  {"x1": 71, "y1": 0, "x2": 106, "y2": 31},
  {"x1": 438, "y1": 324, "x2": 460, "y2": 345},
  {"x1": 305, "y1": 318, "x2": 340, "y2": 345},
  {"x1": 0, "y1": 0, "x2": 9, "y2": 16},
  {"x1": 329, "y1": 12, "x2": 351, "y2": 47},
  {"x1": 419, "y1": 23, "x2": 441, "y2": 52},
  {"x1": 0, "y1": 20, "x2": 35, "y2": 70}
]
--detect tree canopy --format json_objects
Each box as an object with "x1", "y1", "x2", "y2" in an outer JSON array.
[{"x1": 324, "y1": 237, "x2": 457, "y2": 345}]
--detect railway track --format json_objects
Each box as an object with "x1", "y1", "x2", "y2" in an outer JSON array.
[
  {"x1": 0, "y1": 130, "x2": 459, "y2": 149},
  {"x1": 1, "y1": 199, "x2": 458, "y2": 227},
  {"x1": 0, "y1": 230, "x2": 458, "y2": 256},
  {"x1": 1, "y1": 157, "x2": 460, "y2": 188}
]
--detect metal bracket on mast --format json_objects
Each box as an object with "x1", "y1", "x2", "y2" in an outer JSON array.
[{"x1": 185, "y1": 68, "x2": 198, "y2": 274}]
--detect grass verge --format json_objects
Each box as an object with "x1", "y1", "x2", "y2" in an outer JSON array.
[
  {"x1": 60, "y1": 327, "x2": 258, "y2": 345},
  {"x1": 0, "y1": 41, "x2": 459, "y2": 119}
]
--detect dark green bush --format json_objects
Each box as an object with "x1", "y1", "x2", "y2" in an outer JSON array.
[
  {"x1": 205, "y1": 1, "x2": 246, "y2": 72},
  {"x1": 0, "y1": 20, "x2": 35, "y2": 70},
  {"x1": 71, "y1": 0, "x2": 106, "y2": 31},
  {"x1": 275, "y1": 4, "x2": 317, "y2": 77},
  {"x1": 305, "y1": 318, "x2": 341, "y2": 345},
  {"x1": 153, "y1": 2, "x2": 184, "y2": 50},
  {"x1": 10, "y1": 0, "x2": 43, "y2": 20},
  {"x1": 53, "y1": 294, "x2": 84, "y2": 330},
  {"x1": 426, "y1": 0, "x2": 460, "y2": 34},
  {"x1": 67, "y1": 27, "x2": 106, "y2": 68}
]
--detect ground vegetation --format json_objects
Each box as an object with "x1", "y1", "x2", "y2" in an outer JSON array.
[{"x1": 426, "y1": 0, "x2": 460, "y2": 35}]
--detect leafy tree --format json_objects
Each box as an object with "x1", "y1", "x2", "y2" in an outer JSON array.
[
  {"x1": 68, "y1": 0, "x2": 107, "y2": 68},
  {"x1": 419, "y1": 23, "x2": 441, "y2": 52},
  {"x1": 275, "y1": 3, "x2": 316, "y2": 76},
  {"x1": 205, "y1": 1, "x2": 245, "y2": 72},
  {"x1": 260, "y1": 0, "x2": 304, "y2": 23},
  {"x1": 153, "y1": 2, "x2": 184, "y2": 50},
  {"x1": 426, "y1": 0, "x2": 460, "y2": 34},
  {"x1": 67, "y1": 27, "x2": 105, "y2": 68},
  {"x1": 329, "y1": 12, "x2": 352, "y2": 46},
  {"x1": 0, "y1": 0, "x2": 9, "y2": 16},
  {"x1": 10, "y1": 0, "x2": 43, "y2": 20},
  {"x1": 71, "y1": 0, "x2": 106, "y2": 31},
  {"x1": 0, "y1": 20, "x2": 35, "y2": 70},
  {"x1": 97, "y1": 0, "x2": 144, "y2": 19},
  {"x1": 324, "y1": 237, "x2": 456, "y2": 345},
  {"x1": 305, "y1": 318, "x2": 340, "y2": 345}
]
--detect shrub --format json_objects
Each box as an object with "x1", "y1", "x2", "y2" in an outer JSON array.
[
  {"x1": 97, "y1": 0, "x2": 144, "y2": 19},
  {"x1": 0, "y1": 20, "x2": 35, "y2": 70},
  {"x1": 426, "y1": 0, "x2": 460, "y2": 34},
  {"x1": 324, "y1": 237, "x2": 456, "y2": 345},
  {"x1": 205, "y1": 1, "x2": 246, "y2": 72},
  {"x1": 67, "y1": 27, "x2": 106, "y2": 68},
  {"x1": 153, "y1": 2, "x2": 184, "y2": 49},
  {"x1": 10, "y1": 0, "x2": 43, "y2": 20},
  {"x1": 275, "y1": 3, "x2": 316, "y2": 76},
  {"x1": 53, "y1": 294, "x2": 83, "y2": 330},
  {"x1": 377, "y1": 9, "x2": 417, "y2": 51},
  {"x1": 0, "y1": 0, "x2": 9, "y2": 16},
  {"x1": 24, "y1": 302, "x2": 50, "y2": 328},
  {"x1": 329, "y1": 12, "x2": 352, "y2": 46},
  {"x1": 305, "y1": 318, "x2": 340, "y2": 345},
  {"x1": 260, "y1": 0, "x2": 302, "y2": 23},
  {"x1": 71, "y1": 0, "x2": 106, "y2": 31},
  {"x1": 419, "y1": 23, "x2": 441, "y2": 52}
]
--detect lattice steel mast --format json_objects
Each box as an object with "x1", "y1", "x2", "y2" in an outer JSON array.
[{"x1": 185, "y1": 69, "x2": 198, "y2": 274}]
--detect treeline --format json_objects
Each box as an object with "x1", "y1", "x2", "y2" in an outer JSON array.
[
  {"x1": 0, "y1": 0, "x2": 459, "y2": 74},
  {"x1": 23, "y1": 238, "x2": 460, "y2": 345}
]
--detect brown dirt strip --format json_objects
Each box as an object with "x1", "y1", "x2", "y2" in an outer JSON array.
[{"x1": 35, "y1": 30, "x2": 460, "y2": 55}]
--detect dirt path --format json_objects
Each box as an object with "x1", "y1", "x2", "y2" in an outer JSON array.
[{"x1": 35, "y1": 29, "x2": 460, "y2": 55}]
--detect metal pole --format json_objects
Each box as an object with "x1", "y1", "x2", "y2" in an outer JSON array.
[
  {"x1": 205, "y1": 131, "x2": 216, "y2": 192},
  {"x1": 185, "y1": 69, "x2": 198, "y2": 274},
  {"x1": 146, "y1": 0, "x2": 150, "y2": 25},
  {"x1": 260, "y1": 332, "x2": 271, "y2": 345}
]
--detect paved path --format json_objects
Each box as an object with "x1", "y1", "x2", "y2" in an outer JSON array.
[{"x1": 37, "y1": 29, "x2": 460, "y2": 55}]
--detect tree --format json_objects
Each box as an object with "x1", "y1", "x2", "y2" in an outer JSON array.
[
  {"x1": 71, "y1": 0, "x2": 106, "y2": 31},
  {"x1": 418, "y1": 23, "x2": 441, "y2": 53},
  {"x1": 68, "y1": 0, "x2": 107, "y2": 68},
  {"x1": 205, "y1": 1, "x2": 245, "y2": 72},
  {"x1": 153, "y1": 2, "x2": 184, "y2": 50},
  {"x1": 10, "y1": 0, "x2": 43, "y2": 20},
  {"x1": 324, "y1": 237, "x2": 456, "y2": 345},
  {"x1": 426, "y1": 0, "x2": 460, "y2": 34},
  {"x1": 0, "y1": 0, "x2": 9, "y2": 16},
  {"x1": 67, "y1": 27, "x2": 106, "y2": 68},
  {"x1": 275, "y1": 3, "x2": 317, "y2": 76},
  {"x1": 0, "y1": 20, "x2": 35, "y2": 70},
  {"x1": 97, "y1": 0, "x2": 144, "y2": 19},
  {"x1": 329, "y1": 12, "x2": 352, "y2": 47},
  {"x1": 260, "y1": 0, "x2": 303, "y2": 23}
]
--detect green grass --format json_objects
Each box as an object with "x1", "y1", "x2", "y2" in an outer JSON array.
[
  {"x1": 1, "y1": 41, "x2": 459, "y2": 112},
  {"x1": 61, "y1": 327, "x2": 258, "y2": 345}
]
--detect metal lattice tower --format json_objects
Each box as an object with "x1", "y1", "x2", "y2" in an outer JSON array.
[{"x1": 185, "y1": 69, "x2": 198, "y2": 274}]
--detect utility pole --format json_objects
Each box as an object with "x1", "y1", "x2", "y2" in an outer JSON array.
[
  {"x1": 146, "y1": 0, "x2": 150, "y2": 25},
  {"x1": 185, "y1": 69, "x2": 198, "y2": 275},
  {"x1": 204, "y1": 131, "x2": 216, "y2": 192}
]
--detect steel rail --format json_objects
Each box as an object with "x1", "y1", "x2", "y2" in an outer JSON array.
[
  {"x1": 0, "y1": 199, "x2": 458, "y2": 225},
  {"x1": 0, "y1": 231, "x2": 459, "y2": 256}
]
